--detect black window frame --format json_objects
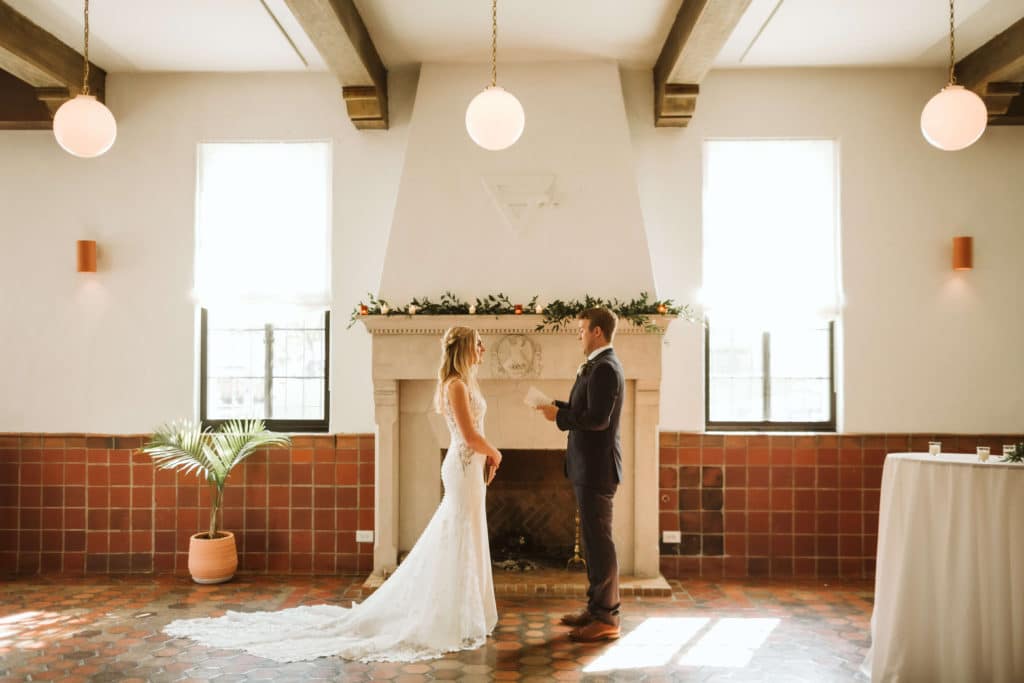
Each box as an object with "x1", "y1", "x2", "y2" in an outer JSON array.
[
  {"x1": 705, "y1": 320, "x2": 836, "y2": 432},
  {"x1": 199, "y1": 307, "x2": 330, "y2": 433}
]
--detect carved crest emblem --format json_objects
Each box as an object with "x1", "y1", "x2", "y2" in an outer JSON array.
[{"x1": 492, "y1": 334, "x2": 542, "y2": 379}]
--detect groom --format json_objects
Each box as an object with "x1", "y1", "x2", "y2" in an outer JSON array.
[{"x1": 538, "y1": 306, "x2": 623, "y2": 642}]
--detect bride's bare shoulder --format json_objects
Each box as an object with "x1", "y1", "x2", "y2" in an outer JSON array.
[
  {"x1": 446, "y1": 377, "x2": 469, "y2": 396},
  {"x1": 444, "y1": 377, "x2": 471, "y2": 403}
]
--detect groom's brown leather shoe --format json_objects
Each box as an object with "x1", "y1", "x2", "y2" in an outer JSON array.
[
  {"x1": 569, "y1": 620, "x2": 620, "y2": 642},
  {"x1": 559, "y1": 610, "x2": 594, "y2": 627}
]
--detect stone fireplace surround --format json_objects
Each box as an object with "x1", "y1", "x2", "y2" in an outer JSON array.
[{"x1": 361, "y1": 314, "x2": 672, "y2": 579}]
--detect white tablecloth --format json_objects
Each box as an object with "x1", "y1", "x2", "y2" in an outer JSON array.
[{"x1": 863, "y1": 452, "x2": 1024, "y2": 682}]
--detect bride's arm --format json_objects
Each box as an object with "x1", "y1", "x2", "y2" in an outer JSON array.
[{"x1": 447, "y1": 379, "x2": 502, "y2": 470}]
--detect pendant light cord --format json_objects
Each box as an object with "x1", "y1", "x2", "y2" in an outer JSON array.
[
  {"x1": 82, "y1": 0, "x2": 91, "y2": 95},
  {"x1": 948, "y1": 0, "x2": 956, "y2": 85},
  {"x1": 490, "y1": 0, "x2": 498, "y2": 88}
]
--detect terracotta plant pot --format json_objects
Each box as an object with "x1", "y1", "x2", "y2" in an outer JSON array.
[{"x1": 188, "y1": 531, "x2": 237, "y2": 584}]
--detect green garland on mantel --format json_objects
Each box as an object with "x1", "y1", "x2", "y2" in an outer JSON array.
[{"x1": 349, "y1": 291, "x2": 697, "y2": 332}]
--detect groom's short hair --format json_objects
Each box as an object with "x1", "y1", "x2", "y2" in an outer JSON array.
[{"x1": 578, "y1": 307, "x2": 617, "y2": 341}]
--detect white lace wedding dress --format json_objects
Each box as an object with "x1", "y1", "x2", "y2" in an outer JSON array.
[{"x1": 163, "y1": 385, "x2": 497, "y2": 663}]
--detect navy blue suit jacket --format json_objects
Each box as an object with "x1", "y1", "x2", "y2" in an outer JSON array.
[{"x1": 554, "y1": 348, "x2": 624, "y2": 493}]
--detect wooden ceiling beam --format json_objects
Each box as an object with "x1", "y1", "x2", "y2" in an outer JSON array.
[
  {"x1": 0, "y1": 0, "x2": 105, "y2": 130},
  {"x1": 653, "y1": 0, "x2": 751, "y2": 127},
  {"x1": 284, "y1": 0, "x2": 388, "y2": 129},
  {"x1": 957, "y1": 16, "x2": 1024, "y2": 90},
  {"x1": 988, "y1": 85, "x2": 1024, "y2": 124},
  {"x1": 981, "y1": 81, "x2": 1022, "y2": 117},
  {"x1": 0, "y1": 0, "x2": 104, "y2": 95},
  {"x1": 957, "y1": 15, "x2": 1024, "y2": 125},
  {"x1": 0, "y1": 68, "x2": 51, "y2": 130}
]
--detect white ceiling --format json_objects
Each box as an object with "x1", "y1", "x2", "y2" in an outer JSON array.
[
  {"x1": 353, "y1": 0, "x2": 683, "y2": 69},
  {"x1": 3, "y1": 0, "x2": 327, "y2": 72},
  {"x1": 5, "y1": 0, "x2": 1023, "y2": 73},
  {"x1": 716, "y1": 0, "x2": 1024, "y2": 68}
]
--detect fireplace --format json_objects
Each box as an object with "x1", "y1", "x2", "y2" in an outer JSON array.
[
  {"x1": 475, "y1": 449, "x2": 574, "y2": 565},
  {"x1": 362, "y1": 314, "x2": 671, "y2": 579}
]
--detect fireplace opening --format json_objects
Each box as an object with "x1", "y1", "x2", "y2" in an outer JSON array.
[{"x1": 442, "y1": 448, "x2": 578, "y2": 570}]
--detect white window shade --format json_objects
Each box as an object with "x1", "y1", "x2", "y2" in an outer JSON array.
[
  {"x1": 195, "y1": 142, "x2": 331, "y2": 309},
  {"x1": 702, "y1": 140, "x2": 840, "y2": 327}
]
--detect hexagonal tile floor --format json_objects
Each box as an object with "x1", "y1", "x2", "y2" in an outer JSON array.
[{"x1": 0, "y1": 574, "x2": 872, "y2": 681}]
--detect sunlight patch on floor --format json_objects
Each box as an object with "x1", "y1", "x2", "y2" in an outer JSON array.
[
  {"x1": 582, "y1": 616, "x2": 781, "y2": 673},
  {"x1": 677, "y1": 617, "x2": 780, "y2": 668},
  {"x1": 0, "y1": 610, "x2": 89, "y2": 650},
  {"x1": 583, "y1": 617, "x2": 709, "y2": 672}
]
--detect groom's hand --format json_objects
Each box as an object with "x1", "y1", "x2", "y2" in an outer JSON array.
[{"x1": 537, "y1": 404, "x2": 558, "y2": 422}]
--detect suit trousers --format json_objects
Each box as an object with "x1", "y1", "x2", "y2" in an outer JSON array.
[{"x1": 573, "y1": 484, "x2": 620, "y2": 626}]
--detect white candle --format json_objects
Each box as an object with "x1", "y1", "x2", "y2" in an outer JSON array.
[
  {"x1": 468, "y1": 304, "x2": 477, "y2": 314},
  {"x1": 928, "y1": 442, "x2": 941, "y2": 456},
  {"x1": 977, "y1": 446, "x2": 990, "y2": 462}
]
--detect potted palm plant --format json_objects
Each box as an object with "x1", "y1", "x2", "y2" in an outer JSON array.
[{"x1": 142, "y1": 419, "x2": 291, "y2": 584}]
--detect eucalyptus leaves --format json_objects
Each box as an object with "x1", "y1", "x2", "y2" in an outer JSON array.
[
  {"x1": 1003, "y1": 443, "x2": 1024, "y2": 463},
  {"x1": 349, "y1": 291, "x2": 696, "y2": 332}
]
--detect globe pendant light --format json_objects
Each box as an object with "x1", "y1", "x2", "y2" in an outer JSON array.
[
  {"x1": 53, "y1": 0, "x2": 117, "y2": 158},
  {"x1": 465, "y1": 0, "x2": 524, "y2": 151},
  {"x1": 920, "y1": 0, "x2": 986, "y2": 151}
]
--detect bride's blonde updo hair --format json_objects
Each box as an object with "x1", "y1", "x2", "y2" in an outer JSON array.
[{"x1": 434, "y1": 326, "x2": 480, "y2": 413}]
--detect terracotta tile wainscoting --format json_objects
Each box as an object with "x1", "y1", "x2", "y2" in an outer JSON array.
[
  {"x1": 657, "y1": 432, "x2": 1024, "y2": 580},
  {"x1": 0, "y1": 434, "x2": 375, "y2": 576},
  {"x1": 4, "y1": 431, "x2": 1022, "y2": 579}
]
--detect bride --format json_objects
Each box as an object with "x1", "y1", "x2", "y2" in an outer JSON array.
[{"x1": 164, "y1": 326, "x2": 503, "y2": 662}]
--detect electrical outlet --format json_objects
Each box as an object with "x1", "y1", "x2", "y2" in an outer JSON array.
[
  {"x1": 662, "y1": 530, "x2": 681, "y2": 544},
  {"x1": 356, "y1": 530, "x2": 374, "y2": 543}
]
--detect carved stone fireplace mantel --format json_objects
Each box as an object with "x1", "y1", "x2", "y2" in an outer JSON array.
[{"x1": 360, "y1": 314, "x2": 673, "y2": 579}]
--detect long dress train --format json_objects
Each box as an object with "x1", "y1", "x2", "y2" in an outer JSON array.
[{"x1": 162, "y1": 386, "x2": 497, "y2": 663}]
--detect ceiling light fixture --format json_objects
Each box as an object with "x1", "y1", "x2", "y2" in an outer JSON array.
[
  {"x1": 53, "y1": 0, "x2": 117, "y2": 158},
  {"x1": 920, "y1": 0, "x2": 987, "y2": 151},
  {"x1": 465, "y1": 0, "x2": 524, "y2": 151}
]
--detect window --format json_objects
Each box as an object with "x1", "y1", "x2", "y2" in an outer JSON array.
[
  {"x1": 702, "y1": 140, "x2": 840, "y2": 431},
  {"x1": 195, "y1": 142, "x2": 331, "y2": 432},
  {"x1": 705, "y1": 323, "x2": 835, "y2": 429},
  {"x1": 201, "y1": 309, "x2": 329, "y2": 431}
]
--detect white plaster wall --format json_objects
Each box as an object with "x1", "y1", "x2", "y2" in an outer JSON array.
[
  {"x1": 2, "y1": 65, "x2": 1022, "y2": 435},
  {"x1": 378, "y1": 61, "x2": 656, "y2": 304},
  {"x1": 0, "y1": 69, "x2": 417, "y2": 433},
  {"x1": 623, "y1": 67, "x2": 1024, "y2": 433}
]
